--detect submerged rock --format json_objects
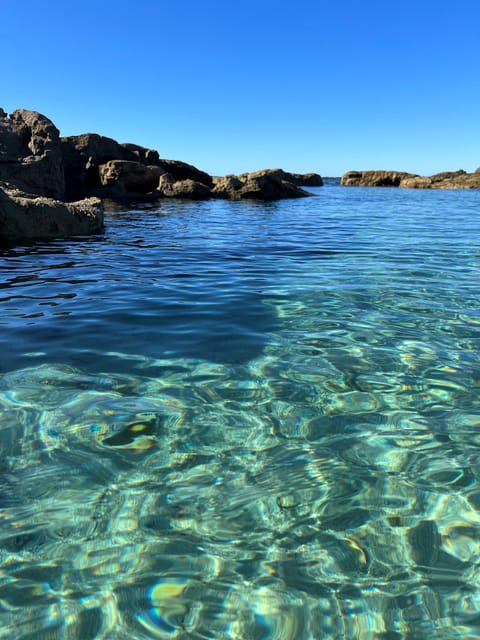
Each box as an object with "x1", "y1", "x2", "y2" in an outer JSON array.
[{"x1": 0, "y1": 183, "x2": 103, "y2": 240}]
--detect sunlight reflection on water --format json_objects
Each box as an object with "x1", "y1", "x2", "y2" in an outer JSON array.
[{"x1": 1, "y1": 186, "x2": 480, "y2": 638}]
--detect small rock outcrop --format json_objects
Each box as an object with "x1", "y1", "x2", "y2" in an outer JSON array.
[
  {"x1": 400, "y1": 170, "x2": 480, "y2": 189},
  {"x1": 341, "y1": 170, "x2": 417, "y2": 187},
  {"x1": 288, "y1": 172, "x2": 323, "y2": 186},
  {"x1": 342, "y1": 169, "x2": 480, "y2": 189},
  {"x1": 158, "y1": 174, "x2": 212, "y2": 199},
  {"x1": 0, "y1": 183, "x2": 103, "y2": 240},
  {"x1": 0, "y1": 109, "x2": 65, "y2": 199},
  {"x1": 212, "y1": 169, "x2": 313, "y2": 200},
  {"x1": 156, "y1": 159, "x2": 214, "y2": 187}
]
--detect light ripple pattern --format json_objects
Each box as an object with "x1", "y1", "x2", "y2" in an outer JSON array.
[{"x1": 0, "y1": 185, "x2": 480, "y2": 638}]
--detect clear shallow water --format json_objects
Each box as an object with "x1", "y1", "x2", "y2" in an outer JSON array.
[{"x1": 1, "y1": 185, "x2": 480, "y2": 638}]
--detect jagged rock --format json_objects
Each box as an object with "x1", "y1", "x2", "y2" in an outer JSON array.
[
  {"x1": 156, "y1": 159, "x2": 213, "y2": 187},
  {"x1": 0, "y1": 109, "x2": 65, "y2": 199},
  {"x1": 213, "y1": 169, "x2": 313, "y2": 200},
  {"x1": 341, "y1": 170, "x2": 417, "y2": 187},
  {"x1": 0, "y1": 183, "x2": 103, "y2": 240},
  {"x1": 157, "y1": 174, "x2": 212, "y2": 199},
  {"x1": 99, "y1": 160, "x2": 163, "y2": 194}
]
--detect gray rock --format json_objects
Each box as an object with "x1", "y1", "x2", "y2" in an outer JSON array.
[{"x1": 0, "y1": 183, "x2": 103, "y2": 240}]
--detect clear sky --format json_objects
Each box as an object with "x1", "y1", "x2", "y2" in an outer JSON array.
[{"x1": 1, "y1": 0, "x2": 479, "y2": 177}]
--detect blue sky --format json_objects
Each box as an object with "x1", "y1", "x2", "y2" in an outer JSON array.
[{"x1": 1, "y1": 0, "x2": 479, "y2": 176}]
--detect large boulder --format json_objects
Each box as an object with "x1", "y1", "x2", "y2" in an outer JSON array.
[
  {"x1": 98, "y1": 160, "x2": 164, "y2": 194},
  {"x1": 0, "y1": 109, "x2": 65, "y2": 199},
  {"x1": 155, "y1": 159, "x2": 213, "y2": 187},
  {"x1": 212, "y1": 169, "x2": 313, "y2": 200},
  {"x1": 0, "y1": 183, "x2": 103, "y2": 240},
  {"x1": 157, "y1": 174, "x2": 212, "y2": 199},
  {"x1": 60, "y1": 133, "x2": 138, "y2": 201},
  {"x1": 288, "y1": 172, "x2": 323, "y2": 186},
  {"x1": 341, "y1": 170, "x2": 417, "y2": 187},
  {"x1": 121, "y1": 143, "x2": 160, "y2": 165}
]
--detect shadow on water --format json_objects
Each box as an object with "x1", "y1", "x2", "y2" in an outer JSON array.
[{"x1": 0, "y1": 258, "x2": 279, "y2": 374}]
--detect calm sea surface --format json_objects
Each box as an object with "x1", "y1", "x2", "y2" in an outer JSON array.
[{"x1": 1, "y1": 184, "x2": 480, "y2": 639}]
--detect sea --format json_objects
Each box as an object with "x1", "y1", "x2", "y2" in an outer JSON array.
[{"x1": 1, "y1": 181, "x2": 480, "y2": 639}]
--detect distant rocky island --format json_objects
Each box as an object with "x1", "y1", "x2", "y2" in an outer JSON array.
[
  {"x1": 341, "y1": 169, "x2": 480, "y2": 189},
  {"x1": 0, "y1": 108, "x2": 322, "y2": 241}
]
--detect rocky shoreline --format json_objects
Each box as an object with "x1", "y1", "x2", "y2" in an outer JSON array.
[
  {"x1": 341, "y1": 169, "x2": 480, "y2": 189},
  {"x1": 0, "y1": 108, "x2": 322, "y2": 241}
]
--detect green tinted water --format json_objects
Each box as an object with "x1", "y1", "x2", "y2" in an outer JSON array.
[{"x1": 1, "y1": 186, "x2": 480, "y2": 638}]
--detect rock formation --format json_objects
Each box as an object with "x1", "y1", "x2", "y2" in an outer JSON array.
[
  {"x1": 400, "y1": 170, "x2": 480, "y2": 189},
  {"x1": 288, "y1": 172, "x2": 323, "y2": 186},
  {"x1": 212, "y1": 169, "x2": 313, "y2": 201},
  {"x1": 341, "y1": 169, "x2": 480, "y2": 189},
  {"x1": 0, "y1": 107, "x2": 321, "y2": 239},
  {"x1": 0, "y1": 109, "x2": 65, "y2": 199},
  {"x1": 0, "y1": 183, "x2": 103, "y2": 240},
  {"x1": 341, "y1": 171, "x2": 417, "y2": 187},
  {"x1": 158, "y1": 174, "x2": 212, "y2": 199}
]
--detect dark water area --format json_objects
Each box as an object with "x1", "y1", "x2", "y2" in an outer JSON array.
[{"x1": 1, "y1": 184, "x2": 480, "y2": 638}]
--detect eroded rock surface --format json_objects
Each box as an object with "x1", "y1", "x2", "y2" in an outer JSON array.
[
  {"x1": 213, "y1": 169, "x2": 313, "y2": 200},
  {"x1": 341, "y1": 170, "x2": 417, "y2": 187},
  {"x1": 0, "y1": 109, "x2": 65, "y2": 199},
  {"x1": 0, "y1": 183, "x2": 103, "y2": 240},
  {"x1": 342, "y1": 169, "x2": 480, "y2": 189}
]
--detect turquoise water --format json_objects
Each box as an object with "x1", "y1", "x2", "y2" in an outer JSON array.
[{"x1": 1, "y1": 184, "x2": 480, "y2": 639}]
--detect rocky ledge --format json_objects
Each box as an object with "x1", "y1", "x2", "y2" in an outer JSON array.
[
  {"x1": 0, "y1": 107, "x2": 322, "y2": 240},
  {"x1": 0, "y1": 183, "x2": 103, "y2": 240},
  {"x1": 341, "y1": 169, "x2": 480, "y2": 189}
]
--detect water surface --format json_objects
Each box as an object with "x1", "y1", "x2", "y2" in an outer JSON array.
[{"x1": 1, "y1": 185, "x2": 480, "y2": 638}]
